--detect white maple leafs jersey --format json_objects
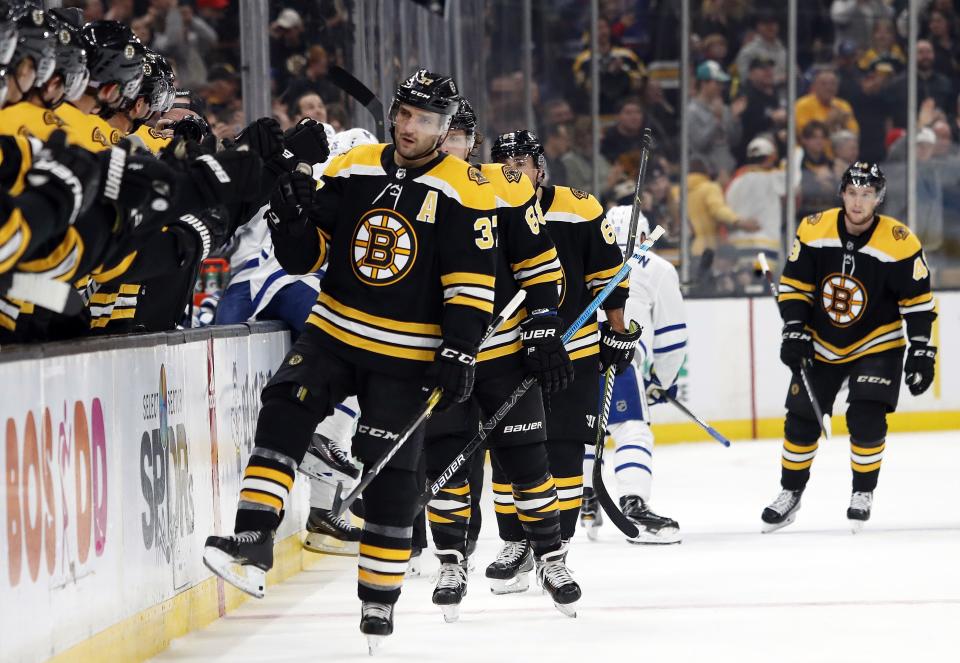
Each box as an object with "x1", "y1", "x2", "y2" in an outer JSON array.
[{"x1": 607, "y1": 206, "x2": 687, "y2": 389}]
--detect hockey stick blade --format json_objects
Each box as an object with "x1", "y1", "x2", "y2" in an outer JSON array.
[
  {"x1": 664, "y1": 394, "x2": 731, "y2": 446},
  {"x1": 336, "y1": 290, "x2": 528, "y2": 517},
  {"x1": 419, "y1": 229, "x2": 667, "y2": 509},
  {"x1": 757, "y1": 252, "x2": 831, "y2": 441},
  {"x1": 329, "y1": 65, "x2": 386, "y2": 143}
]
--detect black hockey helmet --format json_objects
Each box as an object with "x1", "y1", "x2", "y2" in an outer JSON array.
[
  {"x1": 450, "y1": 97, "x2": 477, "y2": 134},
  {"x1": 839, "y1": 161, "x2": 885, "y2": 203},
  {"x1": 140, "y1": 51, "x2": 175, "y2": 113},
  {"x1": 47, "y1": 8, "x2": 88, "y2": 103},
  {"x1": 491, "y1": 129, "x2": 544, "y2": 164},
  {"x1": 12, "y1": 3, "x2": 56, "y2": 88},
  {"x1": 0, "y1": 1, "x2": 21, "y2": 69},
  {"x1": 81, "y1": 20, "x2": 144, "y2": 103},
  {"x1": 390, "y1": 68, "x2": 460, "y2": 118}
]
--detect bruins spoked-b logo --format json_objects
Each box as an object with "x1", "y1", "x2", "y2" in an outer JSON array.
[
  {"x1": 351, "y1": 208, "x2": 417, "y2": 286},
  {"x1": 821, "y1": 273, "x2": 867, "y2": 327}
]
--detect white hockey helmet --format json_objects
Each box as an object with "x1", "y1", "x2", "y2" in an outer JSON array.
[{"x1": 606, "y1": 205, "x2": 650, "y2": 247}]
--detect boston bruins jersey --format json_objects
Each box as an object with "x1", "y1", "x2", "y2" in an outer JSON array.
[
  {"x1": 0, "y1": 101, "x2": 70, "y2": 143},
  {"x1": 539, "y1": 185, "x2": 628, "y2": 361},
  {"x1": 300, "y1": 143, "x2": 496, "y2": 377},
  {"x1": 779, "y1": 208, "x2": 936, "y2": 364},
  {"x1": 472, "y1": 163, "x2": 562, "y2": 376},
  {"x1": 132, "y1": 125, "x2": 171, "y2": 154},
  {"x1": 54, "y1": 103, "x2": 120, "y2": 152}
]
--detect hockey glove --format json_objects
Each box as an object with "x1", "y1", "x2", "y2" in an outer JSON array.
[
  {"x1": 599, "y1": 320, "x2": 642, "y2": 375},
  {"x1": 283, "y1": 118, "x2": 331, "y2": 167},
  {"x1": 780, "y1": 321, "x2": 813, "y2": 370},
  {"x1": 645, "y1": 371, "x2": 678, "y2": 405},
  {"x1": 904, "y1": 344, "x2": 937, "y2": 396},
  {"x1": 190, "y1": 149, "x2": 265, "y2": 206},
  {"x1": 24, "y1": 130, "x2": 100, "y2": 227},
  {"x1": 236, "y1": 117, "x2": 285, "y2": 162},
  {"x1": 99, "y1": 148, "x2": 178, "y2": 213},
  {"x1": 424, "y1": 339, "x2": 477, "y2": 411},
  {"x1": 519, "y1": 312, "x2": 574, "y2": 394},
  {"x1": 267, "y1": 170, "x2": 317, "y2": 236}
]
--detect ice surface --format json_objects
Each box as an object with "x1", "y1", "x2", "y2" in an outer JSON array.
[{"x1": 154, "y1": 432, "x2": 960, "y2": 662}]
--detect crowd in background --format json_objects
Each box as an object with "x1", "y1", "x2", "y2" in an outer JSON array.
[{"x1": 55, "y1": 0, "x2": 960, "y2": 305}]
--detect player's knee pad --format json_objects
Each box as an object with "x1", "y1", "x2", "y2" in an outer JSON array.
[
  {"x1": 846, "y1": 400, "x2": 888, "y2": 445},
  {"x1": 609, "y1": 418, "x2": 654, "y2": 450},
  {"x1": 548, "y1": 439, "x2": 588, "y2": 479},
  {"x1": 362, "y1": 467, "x2": 419, "y2": 526},
  {"x1": 491, "y1": 442, "x2": 550, "y2": 486},
  {"x1": 255, "y1": 387, "x2": 325, "y2": 461},
  {"x1": 784, "y1": 410, "x2": 821, "y2": 445}
]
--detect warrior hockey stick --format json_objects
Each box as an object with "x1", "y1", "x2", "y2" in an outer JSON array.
[
  {"x1": 328, "y1": 65, "x2": 386, "y2": 143},
  {"x1": 757, "y1": 253, "x2": 831, "y2": 440},
  {"x1": 663, "y1": 393, "x2": 731, "y2": 446},
  {"x1": 592, "y1": 128, "x2": 655, "y2": 537},
  {"x1": 331, "y1": 288, "x2": 528, "y2": 518},
  {"x1": 416, "y1": 227, "x2": 667, "y2": 523}
]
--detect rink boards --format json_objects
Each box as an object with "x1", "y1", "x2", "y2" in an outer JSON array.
[{"x1": 1, "y1": 294, "x2": 958, "y2": 661}]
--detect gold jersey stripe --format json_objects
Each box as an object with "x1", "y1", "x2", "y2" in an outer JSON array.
[
  {"x1": 239, "y1": 490, "x2": 282, "y2": 510},
  {"x1": 308, "y1": 315, "x2": 436, "y2": 361},
  {"x1": 584, "y1": 264, "x2": 623, "y2": 282},
  {"x1": 359, "y1": 544, "x2": 412, "y2": 561},
  {"x1": 446, "y1": 294, "x2": 495, "y2": 313},
  {"x1": 553, "y1": 475, "x2": 583, "y2": 488},
  {"x1": 511, "y1": 247, "x2": 559, "y2": 271},
  {"x1": 780, "y1": 276, "x2": 816, "y2": 292},
  {"x1": 318, "y1": 292, "x2": 442, "y2": 336},
  {"x1": 441, "y1": 271, "x2": 496, "y2": 288},
  {"x1": 569, "y1": 346, "x2": 599, "y2": 361},
  {"x1": 812, "y1": 320, "x2": 903, "y2": 355},
  {"x1": 778, "y1": 292, "x2": 814, "y2": 304},
  {"x1": 815, "y1": 339, "x2": 906, "y2": 364},
  {"x1": 93, "y1": 251, "x2": 138, "y2": 284},
  {"x1": 898, "y1": 292, "x2": 934, "y2": 307},
  {"x1": 519, "y1": 270, "x2": 563, "y2": 287},
  {"x1": 244, "y1": 466, "x2": 294, "y2": 490},
  {"x1": 478, "y1": 339, "x2": 523, "y2": 362},
  {"x1": 570, "y1": 322, "x2": 599, "y2": 340}
]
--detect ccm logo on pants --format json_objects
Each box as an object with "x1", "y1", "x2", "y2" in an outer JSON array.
[
  {"x1": 357, "y1": 425, "x2": 400, "y2": 441},
  {"x1": 856, "y1": 375, "x2": 892, "y2": 386}
]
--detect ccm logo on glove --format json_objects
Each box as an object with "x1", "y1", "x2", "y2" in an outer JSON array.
[{"x1": 439, "y1": 346, "x2": 476, "y2": 365}]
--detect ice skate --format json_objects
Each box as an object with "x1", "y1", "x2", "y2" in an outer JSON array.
[
  {"x1": 485, "y1": 540, "x2": 534, "y2": 594},
  {"x1": 580, "y1": 486, "x2": 603, "y2": 541},
  {"x1": 298, "y1": 432, "x2": 360, "y2": 485},
  {"x1": 405, "y1": 547, "x2": 423, "y2": 578},
  {"x1": 761, "y1": 489, "x2": 803, "y2": 533},
  {"x1": 465, "y1": 538, "x2": 478, "y2": 573},
  {"x1": 432, "y1": 549, "x2": 468, "y2": 623},
  {"x1": 202, "y1": 530, "x2": 273, "y2": 598},
  {"x1": 847, "y1": 491, "x2": 873, "y2": 533},
  {"x1": 360, "y1": 601, "x2": 393, "y2": 655},
  {"x1": 621, "y1": 495, "x2": 681, "y2": 544},
  {"x1": 303, "y1": 507, "x2": 361, "y2": 556},
  {"x1": 536, "y1": 547, "x2": 581, "y2": 617}
]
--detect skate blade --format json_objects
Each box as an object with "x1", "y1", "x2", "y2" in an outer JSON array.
[
  {"x1": 761, "y1": 512, "x2": 797, "y2": 534},
  {"x1": 366, "y1": 634, "x2": 385, "y2": 656},
  {"x1": 849, "y1": 519, "x2": 866, "y2": 534},
  {"x1": 202, "y1": 547, "x2": 266, "y2": 598},
  {"x1": 488, "y1": 573, "x2": 530, "y2": 595},
  {"x1": 553, "y1": 600, "x2": 578, "y2": 618},
  {"x1": 626, "y1": 527, "x2": 682, "y2": 545},
  {"x1": 439, "y1": 604, "x2": 460, "y2": 623},
  {"x1": 303, "y1": 532, "x2": 359, "y2": 556}
]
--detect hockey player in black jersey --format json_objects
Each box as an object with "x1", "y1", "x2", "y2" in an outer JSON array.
[
  {"x1": 486, "y1": 130, "x2": 639, "y2": 590},
  {"x1": 203, "y1": 69, "x2": 497, "y2": 652},
  {"x1": 762, "y1": 162, "x2": 937, "y2": 533},
  {"x1": 424, "y1": 98, "x2": 579, "y2": 620}
]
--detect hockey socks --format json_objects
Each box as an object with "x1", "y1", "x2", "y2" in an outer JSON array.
[
  {"x1": 780, "y1": 439, "x2": 818, "y2": 491},
  {"x1": 235, "y1": 447, "x2": 297, "y2": 532},
  {"x1": 513, "y1": 473, "x2": 562, "y2": 552},
  {"x1": 358, "y1": 520, "x2": 413, "y2": 605},
  {"x1": 427, "y1": 480, "x2": 471, "y2": 556}
]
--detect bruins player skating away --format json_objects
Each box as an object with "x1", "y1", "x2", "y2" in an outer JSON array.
[
  {"x1": 425, "y1": 100, "x2": 578, "y2": 620},
  {"x1": 581, "y1": 205, "x2": 686, "y2": 544},
  {"x1": 203, "y1": 69, "x2": 497, "y2": 651},
  {"x1": 486, "y1": 130, "x2": 637, "y2": 594},
  {"x1": 762, "y1": 162, "x2": 937, "y2": 533}
]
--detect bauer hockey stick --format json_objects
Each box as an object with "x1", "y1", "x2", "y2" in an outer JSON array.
[
  {"x1": 757, "y1": 252, "x2": 831, "y2": 440},
  {"x1": 416, "y1": 227, "x2": 667, "y2": 524},
  {"x1": 332, "y1": 288, "x2": 528, "y2": 518},
  {"x1": 592, "y1": 128, "x2": 655, "y2": 537},
  {"x1": 328, "y1": 65, "x2": 386, "y2": 142}
]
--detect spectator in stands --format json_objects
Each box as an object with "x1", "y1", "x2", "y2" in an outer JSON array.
[
  {"x1": 884, "y1": 128, "x2": 944, "y2": 250},
  {"x1": 890, "y1": 39, "x2": 956, "y2": 127},
  {"x1": 644, "y1": 161, "x2": 681, "y2": 249},
  {"x1": 834, "y1": 39, "x2": 863, "y2": 102},
  {"x1": 270, "y1": 8, "x2": 307, "y2": 91},
  {"x1": 326, "y1": 102, "x2": 348, "y2": 132},
  {"x1": 642, "y1": 78, "x2": 678, "y2": 161},
  {"x1": 545, "y1": 123, "x2": 592, "y2": 192},
  {"x1": 202, "y1": 64, "x2": 241, "y2": 116},
  {"x1": 831, "y1": 0, "x2": 893, "y2": 51},
  {"x1": 105, "y1": 0, "x2": 134, "y2": 23},
  {"x1": 688, "y1": 60, "x2": 744, "y2": 185},
  {"x1": 831, "y1": 129, "x2": 860, "y2": 176},
  {"x1": 600, "y1": 96, "x2": 648, "y2": 163},
  {"x1": 572, "y1": 114, "x2": 610, "y2": 188},
  {"x1": 572, "y1": 17, "x2": 645, "y2": 114},
  {"x1": 799, "y1": 121, "x2": 838, "y2": 219},
  {"x1": 699, "y1": 33, "x2": 731, "y2": 69},
  {"x1": 923, "y1": 8, "x2": 960, "y2": 80},
  {"x1": 541, "y1": 99, "x2": 575, "y2": 129},
  {"x1": 725, "y1": 135, "x2": 788, "y2": 262},
  {"x1": 283, "y1": 44, "x2": 343, "y2": 108},
  {"x1": 289, "y1": 91, "x2": 328, "y2": 124},
  {"x1": 932, "y1": 118, "x2": 959, "y2": 160},
  {"x1": 796, "y1": 66, "x2": 859, "y2": 140},
  {"x1": 735, "y1": 10, "x2": 787, "y2": 86},
  {"x1": 857, "y1": 18, "x2": 905, "y2": 73},
  {"x1": 695, "y1": 0, "x2": 750, "y2": 61},
  {"x1": 848, "y1": 58, "x2": 895, "y2": 163},
  {"x1": 686, "y1": 157, "x2": 756, "y2": 259},
  {"x1": 737, "y1": 56, "x2": 786, "y2": 164},
  {"x1": 149, "y1": 0, "x2": 220, "y2": 92}
]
